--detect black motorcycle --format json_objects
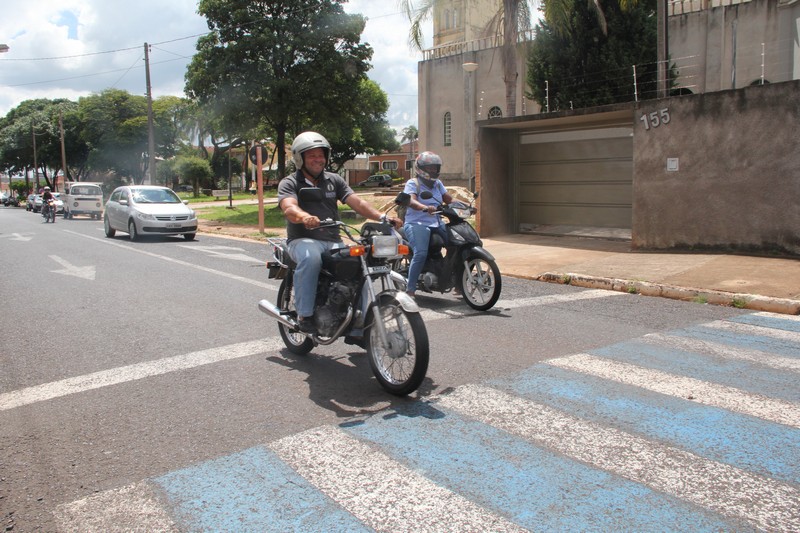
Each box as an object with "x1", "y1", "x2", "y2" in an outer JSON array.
[
  {"x1": 259, "y1": 187, "x2": 429, "y2": 396},
  {"x1": 392, "y1": 190, "x2": 502, "y2": 311}
]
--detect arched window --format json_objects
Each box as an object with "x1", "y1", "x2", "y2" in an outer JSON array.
[
  {"x1": 488, "y1": 106, "x2": 503, "y2": 119},
  {"x1": 444, "y1": 9, "x2": 450, "y2": 30},
  {"x1": 454, "y1": 9, "x2": 460, "y2": 28},
  {"x1": 443, "y1": 112, "x2": 452, "y2": 146}
]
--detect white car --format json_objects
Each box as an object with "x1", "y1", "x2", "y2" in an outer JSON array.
[
  {"x1": 64, "y1": 182, "x2": 103, "y2": 219},
  {"x1": 104, "y1": 185, "x2": 197, "y2": 241}
]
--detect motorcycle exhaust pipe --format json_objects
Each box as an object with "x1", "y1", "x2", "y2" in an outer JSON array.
[{"x1": 258, "y1": 299, "x2": 297, "y2": 329}]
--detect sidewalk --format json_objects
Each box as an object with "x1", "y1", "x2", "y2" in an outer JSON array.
[
  {"x1": 481, "y1": 233, "x2": 800, "y2": 315},
  {"x1": 193, "y1": 198, "x2": 800, "y2": 315}
]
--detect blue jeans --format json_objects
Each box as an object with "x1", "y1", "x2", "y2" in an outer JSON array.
[
  {"x1": 403, "y1": 222, "x2": 447, "y2": 293},
  {"x1": 287, "y1": 238, "x2": 341, "y2": 318}
]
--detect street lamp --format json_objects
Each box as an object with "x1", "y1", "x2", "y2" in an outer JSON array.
[{"x1": 462, "y1": 61, "x2": 479, "y2": 189}]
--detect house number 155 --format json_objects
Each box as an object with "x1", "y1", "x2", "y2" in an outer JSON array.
[{"x1": 640, "y1": 108, "x2": 670, "y2": 130}]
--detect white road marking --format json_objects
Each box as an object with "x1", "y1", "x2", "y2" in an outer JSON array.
[
  {"x1": 0, "y1": 289, "x2": 625, "y2": 412},
  {"x1": 0, "y1": 338, "x2": 284, "y2": 411},
  {"x1": 54, "y1": 481, "x2": 178, "y2": 533},
  {"x1": 178, "y1": 244, "x2": 263, "y2": 263},
  {"x1": 546, "y1": 353, "x2": 800, "y2": 428},
  {"x1": 419, "y1": 288, "x2": 626, "y2": 321},
  {"x1": 438, "y1": 384, "x2": 800, "y2": 532},
  {"x1": 49, "y1": 254, "x2": 96, "y2": 280},
  {"x1": 0, "y1": 232, "x2": 34, "y2": 241},
  {"x1": 642, "y1": 332, "x2": 800, "y2": 372},
  {"x1": 269, "y1": 425, "x2": 527, "y2": 533},
  {"x1": 65, "y1": 229, "x2": 276, "y2": 290},
  {"x1": 703, "y1": 319, "x2": 800, "y2": 343}
]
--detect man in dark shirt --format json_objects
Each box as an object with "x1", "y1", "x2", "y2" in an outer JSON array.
[{"x1": 277, "y1": 131, "x2": 400, "y2": 334}]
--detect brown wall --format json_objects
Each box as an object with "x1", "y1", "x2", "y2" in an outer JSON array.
[
  {"x1": 477, "y1": 80, "x2": 800, "y2": 256},
  {"x1": 632, "y1": 80, "x2": 800, "y2": 255}
]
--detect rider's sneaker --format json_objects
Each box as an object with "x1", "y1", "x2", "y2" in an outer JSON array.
[
  {"x1": 297, "y1": 316, "x2": 317, "y2": 335},
  {"x1": 344, "y1": 335, "x2": 365, "y2": 348}
]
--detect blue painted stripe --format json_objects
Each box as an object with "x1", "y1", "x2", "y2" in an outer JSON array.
[
  {"x1": 342, "y1": 403, "x2": 742, "y2": 532},
  {"x1": 590, "y1": 340, "x2": 800, "y2": 403},
  {"x1": 682, "y1": 326, "x2": 800, "y2": 358},
  {"x1": 731, "y1": 313, "x2": 800, "y2": 333},
  {"x1": 153, "y1": 446, "x2": 372, "y2": 533},
  {"x1": 489, "y1": 364, "x2": 800, "y2": 484}
]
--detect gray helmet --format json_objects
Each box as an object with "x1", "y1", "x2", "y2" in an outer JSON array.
[
  {"x1": 414, "y1": 151, "x2": 442, "y2": 183},
  {"x1": 291, "y1": 131, "x2": 330, "y2": 170}
]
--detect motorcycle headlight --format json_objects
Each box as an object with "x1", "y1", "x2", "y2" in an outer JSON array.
[
  {"x1": 371, "y1": 235, "x2": 400, "y2": 258},
  {"x1": 453, "y1": 207, "x2": 473, "y2": 219}
]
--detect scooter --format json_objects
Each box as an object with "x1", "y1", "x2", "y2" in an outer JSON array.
[
  {"x1": 258, "y1": 187, "x2": 429, "y2": 396},
  {"x1": 392, "y1": 190, "x2": 502, "y2": 311}
]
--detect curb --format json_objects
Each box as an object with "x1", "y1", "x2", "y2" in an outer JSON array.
[{"x1": 536, "y1": 272, "x2": 800, "y2": 316}]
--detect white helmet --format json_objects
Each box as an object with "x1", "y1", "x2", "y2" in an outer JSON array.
[
  {"x1": 43, "y1": 186, "x2": 51, "y2": 191},
  {"x1": 291, "y1": 131, "x2": 330, "y2": 170}
]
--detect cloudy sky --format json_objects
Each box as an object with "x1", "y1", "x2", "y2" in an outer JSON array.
[{"x1": 0, "y1": 0, "x2": 430, "y2": 134}]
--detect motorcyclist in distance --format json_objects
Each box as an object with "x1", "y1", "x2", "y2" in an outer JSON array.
[{"x1": 41, "y1": 186, "x2": 55, "y2": 222}]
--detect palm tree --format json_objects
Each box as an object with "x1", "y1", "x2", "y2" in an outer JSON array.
[
  {"x1": 401, "y1": 125, "x2": 419, "y2": 165},
  {"x1": 399, "y1": 0, "x2": 648, "y2": 117},
  {"x1": 399, "y1": 0, "x2": 533, "y2": 118}
]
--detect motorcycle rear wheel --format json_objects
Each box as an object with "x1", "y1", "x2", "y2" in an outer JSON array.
[
  {"x1": 460, "y1": 256, "x2": 502, "y2": 311},
  {"x1": 277, "y1": 278, "x2": 314, "y2": 355},
  {"x1": 366, "y1": 293, "x2": 429, "y2": 396}
]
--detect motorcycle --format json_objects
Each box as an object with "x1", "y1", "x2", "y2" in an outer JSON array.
[
  {"x1": 42, "y1": 198, "x2": 57, "y2": 223},
  {"x1": 258, "y1": 187, "x2": 429, "y2": 396},
  {"x1": 392, "y1": 190, "x2": 502, "y2": 311},
  {"x1": 2, "y1": 196, "x2": 19, "y2": 207}
]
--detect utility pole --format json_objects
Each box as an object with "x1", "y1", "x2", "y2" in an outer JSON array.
[
  {"x1": 32, "y1": 124, "x2": 39, "y2": 192},
  {"x1": 144, "y1": 42, "x2": 156, "y2": 185},
  {"x1": 59, "y1": 110, "x2": 68, "y2": 185},
  {"x1": 657, "y1": 0, "x2": 669, "y2": 99}
]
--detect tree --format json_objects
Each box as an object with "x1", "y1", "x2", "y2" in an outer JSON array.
[
  {"x1": 400, "y1": 0, "x2": 533, "y2": 117},
  {"x1": 186, "y1": 0, "x2": 392, "y2": 180},
  {"x1": 175, "y1": 155, "x2": 213, "y2": 193},
  {"x1": 527, "y1": 0, "x2": 663, "y2": 110},
  {"x1": 78, "y1": 89, "x2": 150, "y2": 184}
]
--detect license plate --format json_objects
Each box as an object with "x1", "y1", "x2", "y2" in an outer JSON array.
[
  {"x1": 369, "y1": 265, "x2": 390, "y2": 274},
  {"x1": 166, "y1": 223, "x2": 181, "y2": 228}
]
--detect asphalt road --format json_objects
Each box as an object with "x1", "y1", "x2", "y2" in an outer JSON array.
[{"x1": 1, "y1": 206, "x2": 797, "y2": 531}]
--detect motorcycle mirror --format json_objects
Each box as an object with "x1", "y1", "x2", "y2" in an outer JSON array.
[
  {"x1": 394, "y1": 192, "x2": 411, "y2": 206},
  {"x1": 473, "y1": 191, "x2": 479, "y2": 199},
  {"x1": 419, "y1": 191, "x2": 433, "y2": 200},
  {"x1": 298, "y1": 187, "x2": 324, "y2": 203}
]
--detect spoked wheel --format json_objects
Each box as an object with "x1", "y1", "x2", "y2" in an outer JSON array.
[
  {"x1": 460, "y1": 256, "x2": 502, "y2": 311},
  {"x1": 366, "y1": 293, "x2": 429, "y2": 396},
  {"x1": 276, "y1": 278, "x2": 314, "y2": 355}
]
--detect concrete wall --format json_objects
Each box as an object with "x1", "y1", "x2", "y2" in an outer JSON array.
[{"x1": 632, "y1": 79, "x2": 800, "y2": 254}]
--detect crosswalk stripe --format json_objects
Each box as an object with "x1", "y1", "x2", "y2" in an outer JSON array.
[
  {"x1": 54, "y1": 481, "x2": 177, "y2": 533},
  {"x1": 642, "y1": 332, "x2": 800, "y2": 371},
  {"x1": 438, "y1": 384, "x2": 800, "y2": 532},
  {"x1": 703, "y1": 319, "x2": 800, "y2": 344},
  {"x1": 269, "y1": 425, "x2": 527, "y2": 533},
  {"x1": 546, "y1": 353, "x2": 800, "y2": 428}
]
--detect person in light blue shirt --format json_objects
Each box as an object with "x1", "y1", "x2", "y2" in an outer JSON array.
[{"x1": 402, "y1": 151, "x2": 454, "y2": 298}]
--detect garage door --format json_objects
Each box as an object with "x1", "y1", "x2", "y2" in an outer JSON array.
[{"x1": 518, "y1": 127, "x2": 633, "y2": 229}]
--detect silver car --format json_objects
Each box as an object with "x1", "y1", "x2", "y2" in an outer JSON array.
[{"x1": 104, "y1": 185, "x2": 197, "y2": 241}]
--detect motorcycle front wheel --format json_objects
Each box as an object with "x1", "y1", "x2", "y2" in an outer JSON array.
[
  {"x1": 460, "y1": 256, "x2": 502, "y2": 311},
  {"x1": 366, "y1": 293, "x2": 429, "y2": 396},
  {"x1": 276, "y1": 277, "x2": 314, "y2": 356}
]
